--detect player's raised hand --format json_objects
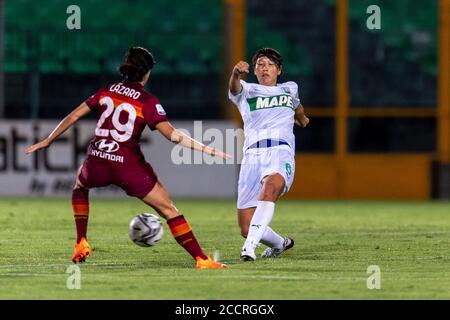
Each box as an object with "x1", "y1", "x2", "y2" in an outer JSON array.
[
  {"x1": 25, "y1": 139, "x2": 50, "y2": 154},
  {"x1": 233, "y1": 61, "x2": 250, "y2": 76}
]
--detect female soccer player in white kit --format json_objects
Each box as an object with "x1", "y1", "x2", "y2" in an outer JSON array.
[{"x1": 228, "y1": 48, "x2": 309, "y2": 261}]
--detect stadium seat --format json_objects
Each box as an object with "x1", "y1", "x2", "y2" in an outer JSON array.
[
  {"x1": 3, "y1": 0, "x2": 435, "y2": 79},
  {"x1": 4, "y1": 0, "x2": 222, "y2": 75}
]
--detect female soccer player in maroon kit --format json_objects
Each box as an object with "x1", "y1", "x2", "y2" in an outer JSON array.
[{"x1": 25, "y1": 47, "x2": 228, "y2": 269}]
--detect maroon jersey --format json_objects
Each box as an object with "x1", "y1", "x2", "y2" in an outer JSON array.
[
  {"x1": 78, "y1": 80, "x2": 166, "y2": 198},
  {"x1": 84, "y1": 80, "x2": 167, "y2": 165}
]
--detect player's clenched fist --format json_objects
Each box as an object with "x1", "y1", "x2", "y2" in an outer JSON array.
[
  {"x1": 233, "y1": 61, "x2": 250, "y2": 76},
  {"x1": 229, "y1": 61, "x2": 250, "y2": 95}
]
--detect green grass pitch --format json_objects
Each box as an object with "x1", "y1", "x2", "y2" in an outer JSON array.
[{"x1": 1, "y1": 198, "x2": 450, "y2": 299}]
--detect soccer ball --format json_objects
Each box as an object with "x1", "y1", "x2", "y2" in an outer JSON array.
[{"x1": 128, "y1": 213, "x2": 164, "y2": 247}]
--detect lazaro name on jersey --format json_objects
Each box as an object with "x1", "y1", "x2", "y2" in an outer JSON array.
[{"x1": 109, "y1": 83, "x2": 141, "y2": 100}]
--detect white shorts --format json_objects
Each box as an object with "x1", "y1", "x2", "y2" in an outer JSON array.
[{"x1": 237, "y1": 145, "x2": 295, "y2": 209}]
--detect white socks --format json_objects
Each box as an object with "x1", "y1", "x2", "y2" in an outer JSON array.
[
  {"x1": 244, "y1": 201, "x2": 275, "y2": 249},
  {"x1": 261, "y1": 226, "x2": 285, "y2": 250}
]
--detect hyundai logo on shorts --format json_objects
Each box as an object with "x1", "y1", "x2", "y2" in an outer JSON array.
[{"x1": 95, "y1": 139, "x2": 120, "y2": 153}]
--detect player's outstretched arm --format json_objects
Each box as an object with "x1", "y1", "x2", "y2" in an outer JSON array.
[
  {"x1": 25, "y1": 102, "x2": 91, "y2": 154},
  {"x1": 295, "y1": 104, "x2": 310, "y2": 128},
  {"x1": 156, "y1": 121, "x2": 231, "y2": 160},
  {"x1": 229, "y1": 61, "x2": 249, "y2": 96}
]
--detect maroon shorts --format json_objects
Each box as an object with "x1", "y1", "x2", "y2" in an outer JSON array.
[{"x1": 78, "y1": 156, "x2": 158, "y2": 198}]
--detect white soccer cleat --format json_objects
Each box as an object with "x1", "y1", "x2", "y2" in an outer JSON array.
[
  {"x1": 261, "y1": 237, "x2": 294, "y2": 258},
  {"x1": 240, "y1": 239, "x2": 258, "y2": 261}
]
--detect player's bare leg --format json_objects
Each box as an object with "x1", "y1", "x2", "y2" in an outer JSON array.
[
  {"x1": 141, "y1": 181, "x2": 226, "y2": 269},
  {"x1": 71, "y1": 168, "x2": 92, "y2": 263},
  {"x1": 141, "y1": 180, "x2": 179, "y2": 220},
  {"x1": 238, "y1": 207, "x2": 256, "y2": 238},
  {"x1": 241, "y1": 173, "x2": 293, "y2": 261}
]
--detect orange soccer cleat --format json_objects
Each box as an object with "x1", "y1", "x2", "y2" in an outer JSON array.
[
  {"x1": 195, "y1": 256, "x2": 227, "y2": 269},
  {"x1": 72, "y1": 237, "x2": 92, "y2": 263}
]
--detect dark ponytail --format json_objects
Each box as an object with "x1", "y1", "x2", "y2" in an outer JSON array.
[{"x1": 119, "y1": 47, "x2": 155, "y2": 82}]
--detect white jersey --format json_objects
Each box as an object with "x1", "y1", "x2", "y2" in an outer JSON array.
[{"x1": 228, "y1": 80, "x2": 300, "y2": 151}]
